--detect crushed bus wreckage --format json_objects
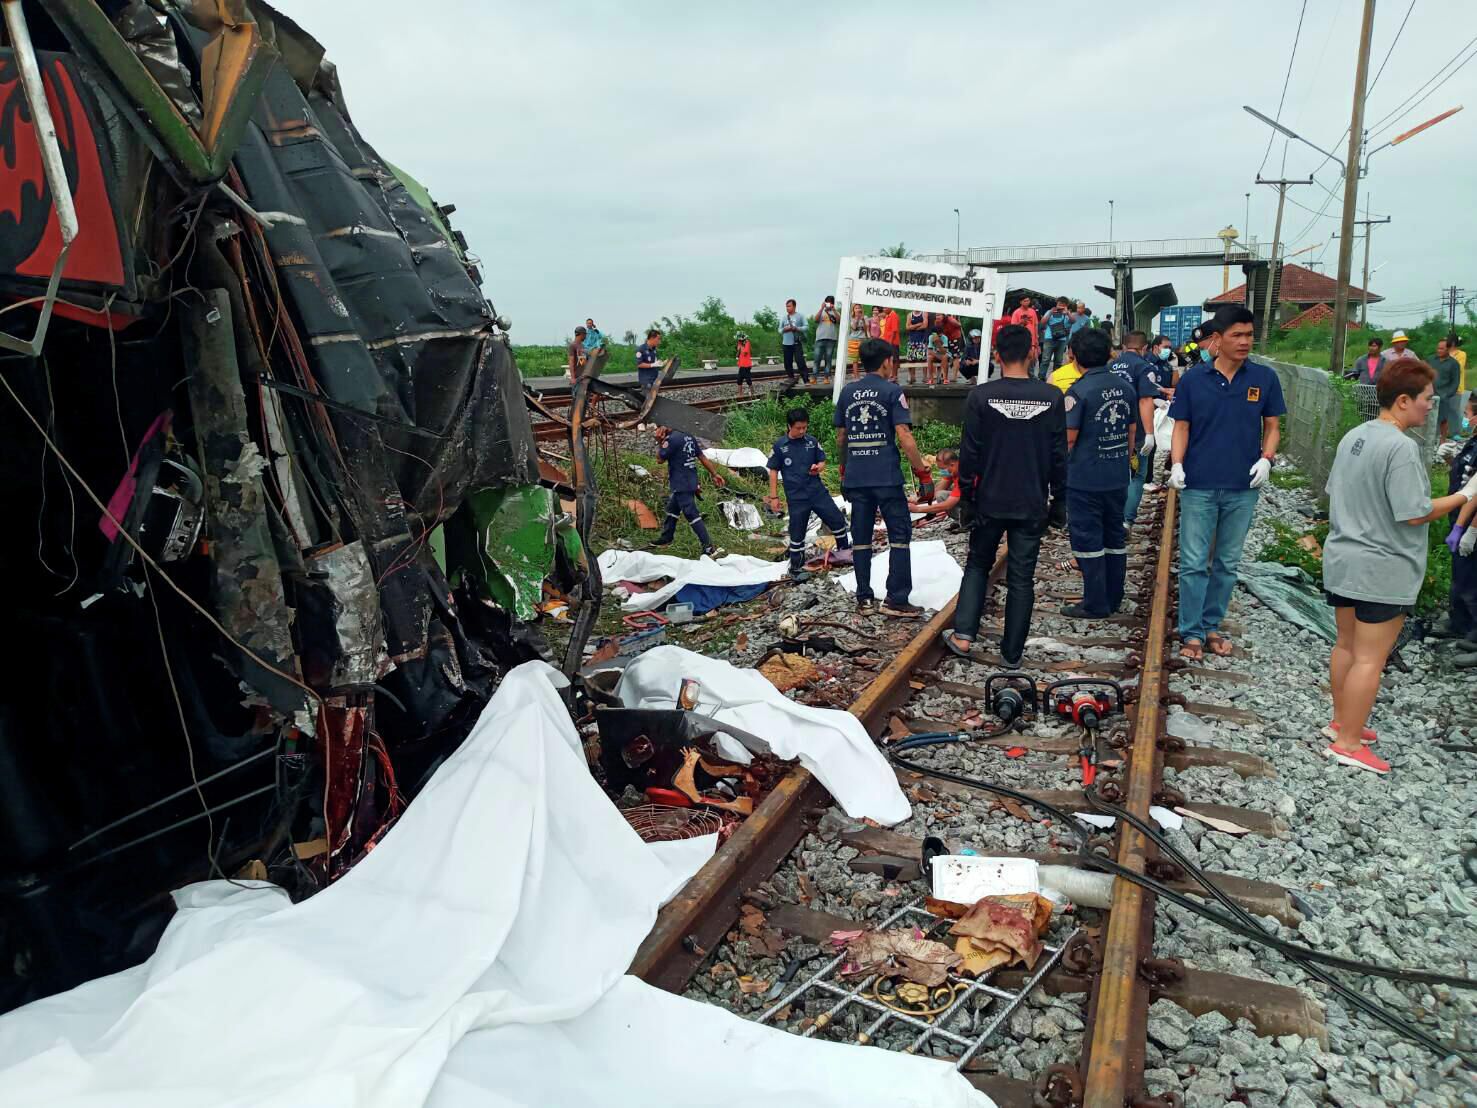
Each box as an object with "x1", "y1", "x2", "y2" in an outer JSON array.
[{"x1": 0, "y1": 0, "x2": 592, "y2": 1012}]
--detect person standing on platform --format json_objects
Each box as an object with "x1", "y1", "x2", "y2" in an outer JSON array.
[
  {"x1": 1322, "y1": 361, "x2": 1477, "y2": 773},
  {"x1": 1061, "y1": 328, "x2": 1133, "y2": 619},
  {"x1": 836, "y1": 338, "x2": 933, "y2": 617},
  {"x1": 942, "y1": 313, "x2": 964, "y2": 382},
  {"x1": 878, "y1": 306, "x2": 901, "y2": 352},
  {"x1": 813, "y1": 296, "x2": 841, "y2": 383},
  {"x1": 650, "y1": 424, "x2": 726, "y2": 558},
  {"x1": 735, "y1": 331, "x2": 755, "y2": 398},
  {"x1": 943, "y1": 324, "x2": 1066, "y2": 666},
  {"x1": 847, "y1": 304, "x2": 869, "y2": 378},
  {"x1": 1040, "y1": 297, "x2": 1073, "y2": 379},
  {"x1": 1167, "y1": 307, "x2": 1285, "y2": 660},
  {"x1": 1010, "y1": 296, "x2": 1040, "y2": 347},
  {"x1": 1448, "y1": 333, "x2": 1468, "y2": 416},
  {"x1": 767, "y1": 408, "x2": 852, "y2": 581},
  {"x1": 636, "y1": 328, "x2": 663, "y2": 392},
  {"x1": 905, "y1": 309, "x2": 928, "y2": 373},
  {"x1": 780, "y1": 299, "x2": 810, "y2": 384}
]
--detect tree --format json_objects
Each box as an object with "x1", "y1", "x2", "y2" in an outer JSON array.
[
  {"x1": 751, "y1": 306, "x2": 780, "y2": 333},
  {"x1": 622, "y1": 329, "x2": 637, "y2": 345},
  {"x1": 879, "y1": 242, "x2": 912, "y2": 258}
]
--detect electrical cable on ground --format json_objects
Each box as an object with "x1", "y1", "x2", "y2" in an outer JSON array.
[{"x1": 887, "y1": 743, "x2": 1477, "y2": 1064}]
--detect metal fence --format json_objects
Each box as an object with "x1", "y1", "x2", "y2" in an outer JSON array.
[
  {"x1": 1263, "y1": 358, "x2": 1442, "y2": 497},
  {"x1": 919, "y1": 237, "x2": 1266, "y2": 267}
]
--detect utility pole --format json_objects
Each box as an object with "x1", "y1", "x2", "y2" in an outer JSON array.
[
  {"x1": 1444, "y1": 285, "x2": 1466, "y2": 329},
  {"x1": 1256, "y1": 175, "x2": 1313, "y2": 342},
  {"x1": 1357, "y1": 198, "x2": 1390, "y2": 329},
  {"x1": 1330, "y1": 0, "x2": 1376, "y2": 374}
]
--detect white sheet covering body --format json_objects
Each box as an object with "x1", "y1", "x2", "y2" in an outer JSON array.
[
  {"x1": 598, "y1": 549, "x2": 790, "y2": 611},
  {"x1": 616, "y1": 646, "x2": 911, "y2": 825},
  {"x1": 835, "y1": 538, "x2": 963, "y2": 611},
  {"x1": 0, "y1": 662, "x2": 987, "y2": 1108}
]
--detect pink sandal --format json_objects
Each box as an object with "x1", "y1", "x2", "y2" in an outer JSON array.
[{"x1": 1322, "y1": 722, "x2": 1377, "y2": 745}]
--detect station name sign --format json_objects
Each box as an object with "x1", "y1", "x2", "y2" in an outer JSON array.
[{"x1": 838, "y1": 255, "x2": 1006, "y2": 316}]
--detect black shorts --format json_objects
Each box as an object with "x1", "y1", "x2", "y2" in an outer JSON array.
[
  {"x1": 1323, "y1": 590, "x2": 1411, "y2": 625},
  {"x1": 737, "y1": 366, "x2": 753, "y2": 385}
]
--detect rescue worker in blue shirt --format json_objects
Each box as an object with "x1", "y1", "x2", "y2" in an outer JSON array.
[
  {"x1": 651, "y1": 424, "x2": 726, "y2": 557},
  {"x1": 1063, "y1": 328, "x2": 1134, "y2": 618},
  {"x1": 834, "y1": 338, "x2": 934, "y2": 616},
  {"x1": 767, "y1": 408, "x2": 853, "y2": 581},
  {"x1": 636, "y1": 328, "x2": 663, "y2": 392},
  {"x1": 1167, "y1": 307, "x2": 1285, "y2": 660},
  {"x1": 1109, "y1": 331, "x2": 1171, "y2": 530}
]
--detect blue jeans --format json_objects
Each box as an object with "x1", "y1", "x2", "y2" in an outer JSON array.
[
  {"x1": 1039, "y1": 337, "x2": 1066, "y2": 379},
  {"x1": 1067, "y1": 486, "x2": 1128, "y2": 616},
  {"x1": 1125, "y1": 444, "x2": 1152, "y2": 524},
  {"x1": 1177, "y1": 488, "x2": 1260, "y2": 643},
  {"x1": 848, "y1": 485, "x2": 912, "y2": 605},
  {"x1": 814, "y1": 339, "x2": 837, "y2": 379}
]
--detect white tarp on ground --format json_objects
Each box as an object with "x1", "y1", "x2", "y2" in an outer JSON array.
[
  {"x1": 835, "y1": 539, "x2": 963, "y2": 611},
  {"x1": 598, "y1": 548, "x2": 790, "y2": 611},
  {"x1": 616, "y1": 646, "x2": 912, "y2": 825},
  {"x1": 703, "y1": 446, "x2": 770, "y2": 469},
  {"x1": 0, "y1": 663, "x2": 988, "y2": 1108}
]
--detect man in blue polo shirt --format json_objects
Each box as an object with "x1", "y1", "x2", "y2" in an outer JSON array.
[
  {"x1": 835, "y1": 338, "x2": 933, "y2": 617},
  {"x1": 767, "y1": 408, "x2": 853, "y2": 581},
  {"x1": 1110, "y1": 331, "x2": 1169, "y2": 530},
  {"x1": 1062, "y1": 328, "x2": 1134, "y2": 618},
  {"x1": 636, "y1": 328, "x2": 663, "y2": 391},
  {"x1": 1168, "y1": 306, "x2": 1285, "y2": 660}
]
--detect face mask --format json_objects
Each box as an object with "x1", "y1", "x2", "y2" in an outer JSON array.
[
  {"x1": 1200, "y1": 348, "x2": 1212, "y2": 362},
  {"x1": 1158, "y1": 348, "x2": 1171, "y2": 360}
]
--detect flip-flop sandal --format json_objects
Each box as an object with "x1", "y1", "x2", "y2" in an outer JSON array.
[
  {"x1": 1206, "y1": 634, "x2": 1233, "y2": 657},
  {"x1": 940, "y1": 630, "x2": 974, "y2": 660},
  {"x1": 1179, "y1": 639, "x2": 1204, "y2": 660}
]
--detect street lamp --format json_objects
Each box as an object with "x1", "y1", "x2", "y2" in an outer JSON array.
[
  {"x1": 953, "y1": 208, "x2": 960, "y2": 261},
  {"x1": 1108, "y1": 199, "x2": 1114, "y2": 243},
  {"x1": 1242, "y1": 103, "x2": 1463, "y2": 177}
]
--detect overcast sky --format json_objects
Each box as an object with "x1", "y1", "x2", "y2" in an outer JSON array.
[{"x1": 281, "y1": 0, "x2": 1475, "y2": 343}]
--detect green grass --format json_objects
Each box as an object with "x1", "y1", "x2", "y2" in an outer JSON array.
[
  {"x1": 1269, "y1": 469, "x2": 1308, "y2": 490},
  {"x1": 1261, "y1": 313, "x2": 1474, "y2": 373}
]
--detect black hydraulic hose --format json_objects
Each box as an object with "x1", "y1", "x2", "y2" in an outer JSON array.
[{"x1": 889, "y1": 749, "x2": 1477, "y2": 1064}]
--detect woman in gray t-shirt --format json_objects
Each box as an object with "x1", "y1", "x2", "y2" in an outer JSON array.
[{"x1": 1322, "y1": 358, "x2": 1477, "y2": 775}]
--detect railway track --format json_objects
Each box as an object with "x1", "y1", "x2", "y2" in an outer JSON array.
[
  {"x1": 527, "y1": 368, "x2": 794, "y2": 442},
  {"x1": 623, "y1": 490, "x2": 1471, "y2": 1106}
]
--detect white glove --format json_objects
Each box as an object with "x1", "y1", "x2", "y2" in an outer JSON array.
[
  {"x1": 1139, "y1": 437, "x2": 1155, "y2": 457},
  {"x1": 1463, "y1": 471, "x2": 1477, "y2": 501},
  {"x1": 1153, "y1": 397, "x2": 1171, "y2": 410},
  {"x1": 1438, "y1": 440, "x2": 1462, "y2": 461},
  {"x1": 1462, "y1": 527, "x2": 1477, "y2": 557},
  {"x1": 1168, "y1": 463, "x2": 1187, "y2": 490},
  {"x1": 1249, "y1": 457, "x2": 1272, "y2": 489}
]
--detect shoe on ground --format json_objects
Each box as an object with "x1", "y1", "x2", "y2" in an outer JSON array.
[
  {"x1": 881, "y1": 600, "x2": 925, "y2": 618},
  {"x1": 857, "y1": 597, "x2": 878, "y2": 614},
  {"x1": 650, "y1": 537, "x2": 674, "y2": 547},
  {"x1": 1059, "y1": 603, "x2": 1106, "y2": 619},
  {"x1": 1322, "y1": 722, "x2": 1378, "y2": 745},
  {"x1": 704, "y1": 546, "x2": 727, "y2": 560},
  {"x1": 1427, "y1": 617, "x2": 1462, "y2": 639},
  {"x1": 788, "y1": 568, "x2": 812, "y2": 583},
  {"x1": 1322, "y1": 743, "x2": 1389, "y2": 775},
  {"x1": 1001, "y1": 652, "x2": 1023, "y2": 669},
  {"x1": 1453, "y1": 650, "x2": 1477, "y2": 669},
  {"x1": 828, "y1": 547, "x2": 855, "y2": 565}
]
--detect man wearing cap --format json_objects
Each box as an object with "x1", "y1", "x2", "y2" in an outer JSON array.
[
  {"x1": 960, "y1": 328, "x2": 983, "y2": 381},
  {"x1": 566, "y1": 326, "x2": 588, "y2": 382},
  {"x1": 813, "y1": 296, "x2": 841, "y2": 383},
  {"x1": 1380, "y1": 329, "x2": 1413, "y2": 365},
  {"x1": 1167, "y1": 307, "x2": 1286, "y2": 660}
]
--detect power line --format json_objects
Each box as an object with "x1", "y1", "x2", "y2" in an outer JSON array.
[
  {"x1": 1259, "y1": 0, "x2": 1311, "y2": 176},
  {"x1": 1367, "y1": 0, "x2": 1418, "y2": 96},
  {"x1": 1365, "y1": 32, "x2": 1477, "y2": 136}
]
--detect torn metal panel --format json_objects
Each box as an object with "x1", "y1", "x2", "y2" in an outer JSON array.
[
  {"x1": 444, "y1": 485, "x2": 559, "y2": 623},
  {"x1": 589, "y1": 377, "x2": 728, "y2": 441},
  {"x1": 109, "y1": 0, "x2": 201, "y2": 127},
  {"x1": 296, "y1": 540, "x2": 386, "y2": 688},
  {"x1": 180, "y1": 287, "x2": 306, "y2": 717}
]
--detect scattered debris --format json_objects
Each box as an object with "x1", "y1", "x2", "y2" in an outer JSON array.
[
  {"x1": 840, "y1": 928, "x2": 962, "y2": 987},
  {"x1": 758, "y1": 652, "x2": 821, "y2": 693}
]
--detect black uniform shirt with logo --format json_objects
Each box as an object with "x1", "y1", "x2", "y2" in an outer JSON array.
[
  {"x1": 768, "y1": 434, "x2": 829, "y2": 500},
  {"x1": 659, "y1": 430, "x2": 701, "y2": 492},
  {"x1": 1065, "y1": 366, "x2": 1134, "y2": 491},
  {"x1": 834, "y1": 373, "x2": 910, "y2": 488}
]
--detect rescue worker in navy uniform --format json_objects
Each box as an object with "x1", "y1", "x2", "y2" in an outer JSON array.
[
  {"x1": 1062, "y1": 328, "x2": 1133, "y2": 618},
  {"x1": 767, "y1": 408, "x2": 854, "y2": 581},
  {"x1": 834, "y1": 338, "x2": 933, "y2": 616},
  {"x1": 636, "y1": 328, "x2": 663, "y2": 392},
  {"x1": 1434, "y1": 394, "x2": 1477, "y2": 666},
  {"x1": 1109, "y1": 330, "x2": 1170, "y2": 531},
  {"x1": 650, "y1": 424, "x2": 726, "y2": 557}
]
